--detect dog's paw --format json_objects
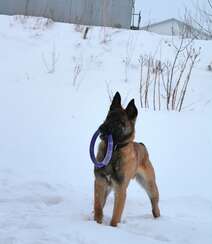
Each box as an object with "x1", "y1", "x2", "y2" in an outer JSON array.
[
  {"x1": 95, "y1": 219, "x2": 103, "y2": 224},
  {"x1": 94, "y1": 215, "x2": 103, "y2": 224},
  {"x1": 110, "y1": 220, "x2": 118, "y2": 227},
  {"x1": 152, "y1": 207, "x2": 160, "y2": 218},
  {"x1": 94, "y1": 209, "x2": 103, "y2": 224}
]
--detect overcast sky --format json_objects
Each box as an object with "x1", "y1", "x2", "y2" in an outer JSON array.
[{"x1": 135, "y1": 0, "x2": 210, "y2": 24}]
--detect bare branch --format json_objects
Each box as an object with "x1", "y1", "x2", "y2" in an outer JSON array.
[{"x1": 208, "y1": 0, "x2": 212, "y2": 9}]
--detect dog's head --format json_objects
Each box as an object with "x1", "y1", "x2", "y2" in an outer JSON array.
[{"x1": 99, "y1": 92, "x2": 138, "y2": 144}]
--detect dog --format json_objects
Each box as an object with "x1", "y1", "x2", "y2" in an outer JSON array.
[{"x1": 94, "y1": 92, "x2": 160, "y2": 227}]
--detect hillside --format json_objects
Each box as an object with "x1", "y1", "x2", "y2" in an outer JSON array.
[{"x1": 0, "y1": 15, "x2": 212, "y2": 244}]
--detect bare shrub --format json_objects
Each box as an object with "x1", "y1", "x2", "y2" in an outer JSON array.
[
  {"x1": 73, "y1": 64, "x2": 82, "y2": 87},
  {"x1": 139, "y1": 38, "x2": 201, "y2": 112},
  {"x1": 123, "y1": 35, "x2": 137, "y2": 82},
  {"x1": 208, "y1": 63, "x2": 212, "y2": 71},
  {"x1": 99, "y1": 27, "x2": 111, "y2": 44},
  {"x1": 105, "y1": 81, "x2": 113, "y2": 102},
  {"x1": 42, "y1": 45, "x2": 59, "y2": 74},
  {"x1": 12, "y1": 15, "x2": 53, "y2": 30},
  {"x1": 72, "y1": 56, "x2": 84, "y2": 89},
  {"x1": 139, "y1": 55, "x2": 162, "y2": 110},
  {"x1": 74, "y1": 24, "x2": 84, "y2": 33},
  {"x1": 183, "y1": 0, "x2": 212, "y2": 39}
]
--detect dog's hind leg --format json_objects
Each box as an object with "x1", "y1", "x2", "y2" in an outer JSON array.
[
  {"x1": 94, "y1": 177, "x2": 110, "y2": 224},
  {"x1": 136, "y1": 161, "x2": 160, "y2": 218}
]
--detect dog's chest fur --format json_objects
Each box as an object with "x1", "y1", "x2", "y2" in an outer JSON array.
[{"x1": 94, "y1": 150, "x2": 124, "y2": 185}]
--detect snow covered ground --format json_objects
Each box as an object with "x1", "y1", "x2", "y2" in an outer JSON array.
[{"x1": 0, "y1": 15, "x2": 212, "y2": 244}]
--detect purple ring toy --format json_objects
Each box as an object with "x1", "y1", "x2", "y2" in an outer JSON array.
[{"x1": 89, "y1": 129, "x2": 113, "y2": 168}]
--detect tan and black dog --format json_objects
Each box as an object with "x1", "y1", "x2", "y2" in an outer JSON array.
[{"x1": 94, "y1": 92, "x2": 160, "y2": 227}]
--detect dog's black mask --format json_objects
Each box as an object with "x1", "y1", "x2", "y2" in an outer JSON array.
[{"x1": 99, "y1": 92, "x2": 138, "y2": 144}]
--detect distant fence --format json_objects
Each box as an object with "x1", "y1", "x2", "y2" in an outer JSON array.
[{"x1": 0, "y1": 0, "x2": 133, "y2": 29}]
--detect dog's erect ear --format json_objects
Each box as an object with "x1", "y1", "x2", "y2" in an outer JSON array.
[
  {"x1": 110, "y1": 92, "x2": 121, "y2": 110},
  {"x1": 125, "y1": 99, "x2": 138, "y2": 120}
]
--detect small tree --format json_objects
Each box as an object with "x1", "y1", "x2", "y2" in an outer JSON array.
[
  {"x1": 183, "y1": 0, "x2": 212, "y2": 39},
  {"x1": 138, "y1": 34, "x2": 201, "y2": 112}
]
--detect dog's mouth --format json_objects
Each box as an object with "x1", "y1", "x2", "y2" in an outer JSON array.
[
  {"x1": 100, "y1": 131, "x2": 122, "y2": 144},
  {"x1": 99, "y1": 132, "x2": 108, "y2": 141},
  {"x1": 99, "y1": 122, "x2": 130, "y2": 144},
  {"x1": 99, "y1": 124, "x2": 109, "y2": 140}
]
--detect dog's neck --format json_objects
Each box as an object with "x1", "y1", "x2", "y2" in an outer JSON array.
[{"x1": 113, "y1": 141, "x2": 129, "y2": 151}]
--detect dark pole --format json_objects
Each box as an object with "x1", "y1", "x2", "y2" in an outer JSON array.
[{"x1": 138, "y1": 11, "x2": 141, "y2": 29}]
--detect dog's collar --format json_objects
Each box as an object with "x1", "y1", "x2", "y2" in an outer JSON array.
[{"x1": 113, "y1": 142, "x2": 129, "y2": 151}]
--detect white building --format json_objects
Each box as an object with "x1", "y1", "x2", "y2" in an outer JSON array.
[{"x1": 142, "y1": 18, "x2": 211, "y2": 40}]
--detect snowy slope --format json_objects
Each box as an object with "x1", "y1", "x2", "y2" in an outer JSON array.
[{"x1": 0, "y1": 15, "x2": 212, "y2": 244}]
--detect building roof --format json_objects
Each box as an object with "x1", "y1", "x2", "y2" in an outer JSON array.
[
  {"x1": 142, "y1": 18, "x2": 188, "y2": 29},
  {"x1": 141, "y1": 18, "x2": 211, "y2": 39}
]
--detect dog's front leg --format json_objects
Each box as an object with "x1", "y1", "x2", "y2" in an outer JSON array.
[
  {"x1": 110, "y1": 186, "x2": 127, "y2": 227},
  {"x1": 94, "y1": 177, "x2": 108, "y2": 224}
]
